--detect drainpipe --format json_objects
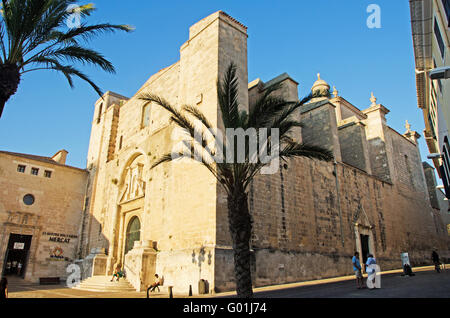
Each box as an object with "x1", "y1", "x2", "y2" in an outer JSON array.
[{"x1": 334, "y1": 161, "x2": 345, "y2": 247}]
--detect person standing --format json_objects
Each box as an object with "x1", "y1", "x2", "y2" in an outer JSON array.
[
  {"x1": 432, "y1": 251, "x2": 441, "y2": 273},
  {"x1": 0, "y1": 277, "x2": 8, "y2": 300},
  {"x1": 352, "y1": 252, "x2": 364, "y2": 289},
  {"x1": 366, "y1": 254, "x2": 380, "y2": 289}
]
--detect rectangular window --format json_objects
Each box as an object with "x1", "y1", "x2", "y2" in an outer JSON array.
[
  {"x1": 17, "y1": 165, "x2": 26, "y2": 173},
  {"x1": 141, "y1": 104, "x2": 151, "y2": 128},
  {"x1": 31, "y1": 168, "x2": 39, "y2": 176},
  {"x1": 428, "y1": 113, "x2": 437, "y2": 139},
  {"x1": 433, "y1": 59, "x2": 443, "y2": 93},
  {"x1": 97, "y1": 102, "x2": 103, "y2": 124},
  {"x1": 434, "y1": 18, "x2": 445, "y2": 60},
  {"x1": 44, "y1": 170, "x2": 52, "y2": 178},
  {"x1": 443, "y1": 0, "x2": 450, "y2": 26},
  {"x1": 443, "y1": 142, "x2": 450, "y2": 188}
]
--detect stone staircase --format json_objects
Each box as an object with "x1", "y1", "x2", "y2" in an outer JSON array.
[{"x1": 73, "y1": 275, "x2": 136, "y2": 292}]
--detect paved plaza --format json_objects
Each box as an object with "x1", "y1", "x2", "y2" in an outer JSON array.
[
  {"x1": 251, "y1": 268, "x2": 450, "y2": 298},
  {"x1": 4, "y1": 266, "x2": 450, "y2": 299}
]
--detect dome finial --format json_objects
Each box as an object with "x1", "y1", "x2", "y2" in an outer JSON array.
[{"x1": 311, "y1": 73, "x2": 330, "y2": 98}]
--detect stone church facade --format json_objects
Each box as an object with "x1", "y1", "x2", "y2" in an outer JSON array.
[{"x1": 76, "y1": 11, "x2": 450, "y2": 294}]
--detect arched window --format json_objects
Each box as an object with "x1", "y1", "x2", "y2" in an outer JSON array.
[{"x1": 125, "y1": 216, "x2": 141, "y2": 255}]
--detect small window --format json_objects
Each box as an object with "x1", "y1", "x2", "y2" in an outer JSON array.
[
  {"x1": 44, "y1": 170, "x2": 52, "y2": 178},
  {"x1": 434, "y1": 18, "x2": 445, "y2": 60},
  {"x1": 141, "y1": 104, "x2": 151, "y2": 128},
  {"x1": 23, "y1": 194, "x2": 35, "y2": 206},
  {"x1": 443, "y1": 0, "x2": 450, "y2": 27},
  {"x1": 97, "y1": 102, "x2": 103, "y2": 124},
  {"x1": 17, "y1": 165, "x2": 26, "y2": 173},
  {"x1": 31, "y1": 168, "x2": 39, "y2": 176},
  {"x1": 119, "y1": 136, "x2": 123, "y2": 150}
]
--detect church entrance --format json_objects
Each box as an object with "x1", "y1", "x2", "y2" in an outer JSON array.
[
  {"x1": 360, "y1": 234, "x2": 370, "y2": 264},
  {"x1": 353, "y1": 206, "x2": 375, "y2": 268},
  {"x1": 2, "y1": 234, "x2": 32, "y2": 278}
]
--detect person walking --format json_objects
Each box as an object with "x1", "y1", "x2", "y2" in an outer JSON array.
[
  {"x1": 365, "y1": 254, "x2": 380, "y2": 289},
  {"x1": 0, "y1": 277, "x2": 8, "y2": 300},
  {"x1": 352, "y1": 252, "x2": 364, "y2": 289},
  {"x1": 432, "y1": 251, "x2": 441, "y2": 273}
]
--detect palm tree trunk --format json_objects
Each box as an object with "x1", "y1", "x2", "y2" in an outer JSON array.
[
  {"x1": 0, "y1": 64, "x2": 21, "y2": 118},
  {"x1": 227, "y1": 189, "x2": 253, "y2": 298}
]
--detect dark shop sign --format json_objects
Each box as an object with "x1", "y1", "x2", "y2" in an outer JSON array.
[{"x1": 42, "y1": 232, "x2": 78, "y2": 244}]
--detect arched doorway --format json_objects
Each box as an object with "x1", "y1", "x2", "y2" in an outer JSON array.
[{"x1": 124, "y1": 216, "x2": 141, "y2": 257}]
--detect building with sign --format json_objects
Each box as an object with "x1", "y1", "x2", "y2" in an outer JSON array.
[
  {"x1": 0, "y1": 150, "x2": 88, "y2": 282},
  {"x1": 410, "y1": 0, "x2": 450, "y2": 197},
  {"x1": 75, "y1": 11, "x2": 450, "y2": 295}
]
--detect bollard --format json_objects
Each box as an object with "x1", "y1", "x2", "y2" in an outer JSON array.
[
  {"x1": 169, "y1": 286, "x2": 173, "y2": 298},
  {"x1": 189, "y1": 285, "x2": 192, "y2": 297}
]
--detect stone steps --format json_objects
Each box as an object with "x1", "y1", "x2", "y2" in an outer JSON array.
[{"x1": 73, "y1": 275, "x2": 136, "y2": 292}]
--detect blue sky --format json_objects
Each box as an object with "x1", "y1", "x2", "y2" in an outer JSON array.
[{"x1": 0, "y1": 0, "x2": 430, "y2": 172}]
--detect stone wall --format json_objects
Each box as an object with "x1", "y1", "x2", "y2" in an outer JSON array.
[
  {"x1": 214, "y1": 156, "x2": 450, "y2": 291},
  {"x1": 338, "y1": 122, "x2": 369, "y2": 172}
]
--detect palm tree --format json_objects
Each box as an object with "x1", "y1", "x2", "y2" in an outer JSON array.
[
  {"x1": 0, "y1": 0, "x2": 133, "y2": 117},
  {"x1": 139, "y1": 63, "x2": 334, "y2": 298}
]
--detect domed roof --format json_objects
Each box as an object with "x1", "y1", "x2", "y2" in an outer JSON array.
[{"x1": 311, "y1": 73, "x2": 330, "y2": 97}]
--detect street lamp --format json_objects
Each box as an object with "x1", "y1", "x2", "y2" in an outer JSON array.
[
  {"x1": 415, "y1": 66, "x2": 450, "y2": 79},
  {"x1": 427, "y1": 153, "x2": 443, "y2": 159},
  {"x1": 429, "y1": 66, "x2": 450, "y2": 80}
]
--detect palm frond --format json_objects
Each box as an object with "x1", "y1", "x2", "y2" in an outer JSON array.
[
  {"x1": 144, "y1": 62, "x2": 335, "y2": 196},
  {"x1": 0, "y1": 0, "x2": 131, "y2": 101},
  {"x1": 279, "y1": 141, "x2": 334, "y2": 162},
  {"x1": 151, "y1": 153, "x2": 178, "y2": 169},
  {"x1": 183, "y1": 104, "x2": 212, "y2": 130},
  {"x1": 48, "y1": 45, "x2": 115, "y2": 73},
  {"x1": 248, "y1": 95, "x2": 292, "y2": 128},
  {"x1": 218, "y1": 63, "x2": 240, "y2": 128},
  {"x1": 57, "y1": 23, "x2": 133, "y2": 43},
  {"x1": 139, "y1": 93, "x2": 216, "y2": 156},
  {"x1": 51, "y1": 63, "x2": 102, "y2": 96},
  {"x1": 0, "y1": 19, "x2": 6, "y2": 62}
]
